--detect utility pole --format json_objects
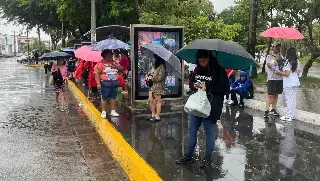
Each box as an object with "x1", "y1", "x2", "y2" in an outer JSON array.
[
  {"x1": 91, "y1": 0, "x2": 96, "y2": 44},
  {"x1": 13, "y1": 31, "x2": 16, "y2": 56},
  {"x1": 27, "y1": 27, "x2": 30, "y2": 65},
  {"x1": 247, "y1": 0, "x2": 258, "y2": 78},
  {"x1": 61, "y1": 22, "x2": 65, "y2": 48}
]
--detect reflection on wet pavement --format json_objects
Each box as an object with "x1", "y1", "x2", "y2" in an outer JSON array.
[
  {"x1": 0, "y1": 58, "x2": 128, "y2": 181},
  {"x1": 72, "y1": 61, "x2": 320, "y2": 181},
  {"x1": 98, "y1": 101, "x2": 320, "y2": 181}
]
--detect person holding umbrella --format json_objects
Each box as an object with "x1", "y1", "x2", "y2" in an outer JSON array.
[
  {"x1": 146, "y1": 54, "x2": 166, "y2": 121},
  {"x1": 264, "y1": 43, "x2": 285, "y2": 118},
  {"x1": 175, "y1": 39, "x2": 257, "y2": 168},
  {"x1": 176, "y1": 49, "x2": 229, "y2": 168}
]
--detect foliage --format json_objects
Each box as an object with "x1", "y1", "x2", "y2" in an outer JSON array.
[{"x1": 139, "y1": 0, "x2": 241, "y2": 44}]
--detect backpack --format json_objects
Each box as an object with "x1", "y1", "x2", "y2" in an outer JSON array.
[{"x1": 52, "y1": 68, "x2": 64, "y2": 86}]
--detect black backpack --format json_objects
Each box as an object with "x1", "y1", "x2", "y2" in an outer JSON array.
[{"x1": 52, "y1": 68, "x2": 64, "y2": 86}]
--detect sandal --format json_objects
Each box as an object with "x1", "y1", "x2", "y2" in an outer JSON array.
[{"x1": 56, "y1": 104, "x2": 59, "y2": 109}]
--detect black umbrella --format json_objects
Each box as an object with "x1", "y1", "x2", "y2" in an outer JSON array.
[
  {"x1": 40, "y1": 52, "x2": 71, "y2": 60},
  {"x1": 176, "y1": 39, "x2": 258, "y2": 70}
]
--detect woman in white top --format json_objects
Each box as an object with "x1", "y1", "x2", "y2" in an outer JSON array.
[{"x1": 275, "y1": 47, "x2": 301, "y2": 121}]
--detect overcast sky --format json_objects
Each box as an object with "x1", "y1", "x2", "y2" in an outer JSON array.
[{"x1": 0, "y1": 0, "x2": 235, "y2": 40}]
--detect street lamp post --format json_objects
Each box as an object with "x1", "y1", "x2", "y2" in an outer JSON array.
[
  {"x1": 13, "y1": 31, "x2": 16, "y2": 56},
  {"x1": 91, "y1": 0, "x2": 96, "y2": 44}
]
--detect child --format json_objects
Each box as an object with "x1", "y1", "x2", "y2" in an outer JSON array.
[{"x1": 229, "y1": 71, "x2": 254, "y2": 107}]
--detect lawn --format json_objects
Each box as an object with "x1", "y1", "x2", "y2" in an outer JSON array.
[{"x1": 253, "y1": 72, "x2": 320, "y2": 88}]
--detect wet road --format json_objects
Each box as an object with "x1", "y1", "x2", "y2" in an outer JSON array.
[{"x1": 0, "y1": 58, "x2": 128, "y2": 181}]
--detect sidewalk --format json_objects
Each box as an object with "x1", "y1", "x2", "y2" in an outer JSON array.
[{"x1": 0, "y1": 58, "x2": 128, "y2": 181}]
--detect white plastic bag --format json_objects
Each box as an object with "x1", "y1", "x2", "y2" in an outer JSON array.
[
  {"x1": 184, "y1": 89, "x2": 211, "y2": 118},
  {"x1": 49, "y1": 75, "x2": 54, "y2": 85}
]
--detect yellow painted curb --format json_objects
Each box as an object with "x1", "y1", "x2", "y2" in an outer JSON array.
[
  {"x1": 25, "y1": 64, "x2": 44, "y2": 68},
  {"x1": 68, "y1": 81, "x2": 162, "y2": 181}
]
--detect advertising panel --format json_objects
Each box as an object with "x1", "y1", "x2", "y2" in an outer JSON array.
[{"x1": 130, "y1": 25, "x2": 184, "y2": 101}]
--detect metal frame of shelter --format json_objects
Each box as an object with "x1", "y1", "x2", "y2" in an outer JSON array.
[
  {"x1": 83, "y1": 25, "x2": 130, "y2": 42},
  {"x1": 130, "y1": 24, "x2": 184, "y2": 105}
]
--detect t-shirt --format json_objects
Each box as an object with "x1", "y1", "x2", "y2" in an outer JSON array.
[
  {"x1": 266, "y1": 54, "x2": 283, "y2": 80},
  {"x1": 283, "y1": 60, "x2": 301, "y2": 88},
  {"x1": 94, "y1": 61, "x2": 119, "y2": 81}
]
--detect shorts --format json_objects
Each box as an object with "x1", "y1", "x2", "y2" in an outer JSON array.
[
  {"x1": 267, "y1": 80, "x2": 283, "y2": 95},
  {"x1": 100, "y1": 81, "x2": 118, "y2": 100},
  {"x1": 90, "y1": 87, "x2": 98, "y2": 94}
]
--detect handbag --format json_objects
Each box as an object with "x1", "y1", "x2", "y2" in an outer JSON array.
[
  {"x1": 184, "y1": 89, "x2": 211, "y2": 118},
  {"x1": 49, "y1": 75, "x2": 54, "y2": 85}
]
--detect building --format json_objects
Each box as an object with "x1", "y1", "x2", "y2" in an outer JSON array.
[
  {"x1": 16, "y1": 35, "x2": 34, "y2": 53},
  {"x1": 0, "y1": 33, "x2": 14, "y2": 55}
]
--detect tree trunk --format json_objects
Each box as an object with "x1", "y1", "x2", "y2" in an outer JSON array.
[
  {"x1": 302, "y1": 54, "x2": 320, "y2": 77},
  {"x1": 262, "y1": 38, "x2": 272, "y2": 73},
  {"x1": 37, "y1": 26, "x2": 41, "y2": 46}
]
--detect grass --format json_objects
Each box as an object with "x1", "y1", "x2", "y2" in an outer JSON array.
[{"x1": 253, "y1": 72, "x2": 320, "y2": 88}]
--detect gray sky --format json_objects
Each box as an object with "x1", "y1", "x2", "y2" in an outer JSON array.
[{"x1": 0, "y1": 0, "x2": 235, "y2": 40}]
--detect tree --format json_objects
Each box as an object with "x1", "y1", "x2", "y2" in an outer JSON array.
[
  {"x1": 139, "y1": 0, "x2": 241, "y2": 43},
  {"x1": 278, "y1": 0, "x2": 320, "y2": 77}
]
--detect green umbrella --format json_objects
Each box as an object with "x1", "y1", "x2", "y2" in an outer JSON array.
[{"x1": 175, "y1": 39, "x2": 258, "y2": 70}]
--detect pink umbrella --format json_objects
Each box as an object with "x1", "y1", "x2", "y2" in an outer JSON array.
[
  {"x1": 82, "y1": 50, "x2": 102, "y2": 62},
  {"x1": 260, "y1": 27, "x2": 304, "y2": 40},
  {"x1": 74, "y1": 46, "x2": 92, "y2": 59}
]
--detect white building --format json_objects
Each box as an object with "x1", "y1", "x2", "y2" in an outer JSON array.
[{"x1": 0, "y1": 33, "x2": 16, "y2": 55}]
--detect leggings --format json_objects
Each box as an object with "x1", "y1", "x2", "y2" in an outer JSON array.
[{"x1": 284, "y1": 86, "x2": 298, "y2": 118}]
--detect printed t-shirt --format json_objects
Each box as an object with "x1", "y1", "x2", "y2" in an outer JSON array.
[{"x1": 94, "y1": 61, "x2": 118, "y2": 81}]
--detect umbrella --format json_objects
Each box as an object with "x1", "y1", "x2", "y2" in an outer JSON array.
[
  {"x1": 32, "y1": 48, "x2": 39, "y2": 52},
  {"x1": 62, "y1": 47, "x2": 74, "y2": 52},
  {"x1": 175, "y1": 39, "x2": 258, "y2": 70},
  {"x1": 40, "y1": 52, "x2": 71, "y2": 60},
  {"x1": 74, "y1": 46, "x2": 92, "y2": 59},
  {"x1": 260, "y1": 27, "x2": 304, "y2": 39},
  {"x1": 92, "y1": 39, "x2": 130, "y2": 51},
  {"x1": 81, "y1": 50, "x2": 102, "y2": 62},
  {"x1": 141, "y1": 43, "x2": 182, "y2": 79}
]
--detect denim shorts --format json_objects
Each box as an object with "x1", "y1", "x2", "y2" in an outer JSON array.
[{"x1": 100, "y1": 81, "x2": 118, "y2": 100}]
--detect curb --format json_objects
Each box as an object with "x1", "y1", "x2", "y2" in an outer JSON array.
[
  {"x1": 68, "y1": 82, "x2": 162, "y2": 181},
  {"x1": 244, "y1": 99, "x2": 320, "y2": 125},
  {"x1": 25, "y1": 64, "x2": 43, "y2": 68}
]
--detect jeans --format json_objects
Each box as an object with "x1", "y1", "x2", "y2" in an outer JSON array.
[
  {"x1": 185, "y1": 115, "x2": 215, "y2": 159},
  {"x1": 226, "y1": 75, "x2": 236, "y2": 100},
  {"x1": 231, "y1": 89, "x2": 250, "y2": 104}
]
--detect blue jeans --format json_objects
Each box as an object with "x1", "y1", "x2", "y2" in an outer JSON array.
[
  {"x1": 226, "y1": 75, "x2": 236, "y2": 100},
  {"x1": 185, "y1": 115, "x2": 215, "y2": 159}
]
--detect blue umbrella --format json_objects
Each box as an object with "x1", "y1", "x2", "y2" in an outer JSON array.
[
  {"x1": 40, "y1": 52, "x2": 71, "y2": 60},
  {"x1": 92, "y1": 39, "x2": 130, "y2": 51},
  {"x1": 62, "y1": 48, "x2": 74, "y2": 52}
]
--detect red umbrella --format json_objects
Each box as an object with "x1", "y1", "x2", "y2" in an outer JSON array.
[{"x1": 260, "y1": 27, "x2": 304, "y2": 40}]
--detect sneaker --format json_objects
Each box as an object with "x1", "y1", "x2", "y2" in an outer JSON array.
[
  {"x1": 264, "y1": 111, "x2": 269, "y2": 118},
  {"x1": 101, "y1": 111, "x2": 107, "y2": 119},
  {"x1": 280, "y1": 116, "x2": 292, "y2": 122},
  {"x1": 270, "y1": 109, "x2": 280, "y2": 116},
  {"x1": 110, "y1": 110, "x2": 119, "y2": 117},
  {"x1": 199, "y1": 158, "x2": 212, "y2": 169},
  {"x1": 175, "y1": 156, "x2": 194, "y2": 164}
]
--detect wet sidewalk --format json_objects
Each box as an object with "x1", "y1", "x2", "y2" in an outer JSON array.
[
  {"x1": 0, "y1": 58, "x2": 128, "y2": 181},
  {"x1": 72, "y1": 81, "x2": 320, "y2": 180}
]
